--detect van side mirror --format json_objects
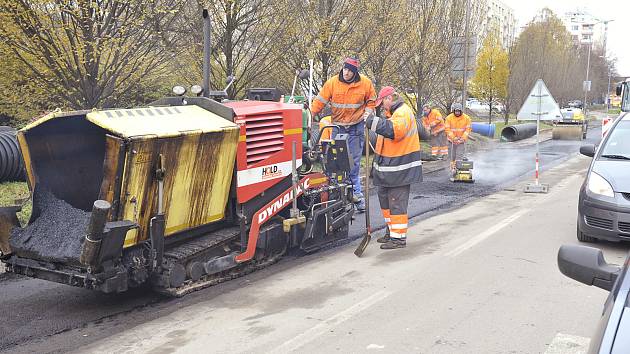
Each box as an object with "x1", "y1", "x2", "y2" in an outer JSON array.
[
  {"x1": 616, "y1": 84, "x2": 622, "y2": 97},
  {"x1": 580, "y1": 144, "x2": 595, "y2": 157},
  {"x1": 557, "y1": 245, "x2": 621, "y2": 291}
]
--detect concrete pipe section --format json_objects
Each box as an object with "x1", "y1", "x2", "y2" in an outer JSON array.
[
  {"x1": 500, "y1": 123, "x2": 537, "y2": 142},
  {"x1": 0, "y1": 127, "x2": 25, "y2": 182}
]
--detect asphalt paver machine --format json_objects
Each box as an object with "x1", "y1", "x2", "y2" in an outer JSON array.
[{"x1": 0, "y1": 93, "x2": 355, "y2": 296}]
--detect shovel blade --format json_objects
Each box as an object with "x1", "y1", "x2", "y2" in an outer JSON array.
[{"x1": 354, "y1": 234, "x2": 371, "y2": 257}]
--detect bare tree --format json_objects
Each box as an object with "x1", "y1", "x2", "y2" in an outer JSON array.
[{"x1": 0, "y1": 0, "x2": 184, "y2": 110}]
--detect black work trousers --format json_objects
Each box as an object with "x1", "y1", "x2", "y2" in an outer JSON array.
[{"x1": 377, "y1": 185, "x2": 411, "y2": 215}]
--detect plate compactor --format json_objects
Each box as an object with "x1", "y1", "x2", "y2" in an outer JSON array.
[{"x1": 450, "y1": 141, "x2": 474, "y2": 183}]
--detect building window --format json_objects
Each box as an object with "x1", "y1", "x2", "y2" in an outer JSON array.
[
  {"x1": 572, "y1": 25, "x2": 579, "y2": 31},
  {"x1": 582, "y1": 34, "x2": 591, "y2": 40}
]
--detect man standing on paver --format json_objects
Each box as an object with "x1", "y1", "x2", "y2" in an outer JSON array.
[
  {"x1": 311, "y1": 57, "x2": 377, "y2": 212},
  {"x1": 365, "y1": 86, "x2": 422, "y2": 249},
  {"x1": 444, "y1": 102, "x2": 472, "y2": 175},
  {"x1": 421, "y1": 104, "x2": 448, "y2": 160}
]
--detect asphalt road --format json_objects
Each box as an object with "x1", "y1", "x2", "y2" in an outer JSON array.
[
  {"x1": 75, "y1": 139, "x2": 628, "y2": 353},
  {"x1": 348, "y1": 124, "x2": 603, "y2": 240},
  {"x1": 0, "y1": 124, "x2": 607, "y2": 353}
]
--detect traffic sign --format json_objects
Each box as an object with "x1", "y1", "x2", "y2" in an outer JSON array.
[
  {"x1": 583, "y1": 80, "x2": 591, "y2": 92},
  {"x1": 517, "y1": 79, "x2": 563, "y2": 121}
]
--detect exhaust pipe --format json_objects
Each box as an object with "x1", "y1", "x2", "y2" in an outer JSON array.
[{"x1": 79, "y1": 200, "x2": 111, "y2": 267}]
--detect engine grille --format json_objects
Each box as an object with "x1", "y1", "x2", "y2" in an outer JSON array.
[
  {"x1": 622, "y1": 193, "x2": 630, "y2": 201},
  {"x1": 619, "y1": 221, "x2": 630, "y2": 234},
  {"x1": 243, "y1": 113, "x2": 284, "y2": 167},
  {"x1": 585, "y1": 215, "x2": 613, "y2": 230}
]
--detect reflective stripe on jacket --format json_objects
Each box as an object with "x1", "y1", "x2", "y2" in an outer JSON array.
[
  {"x1": 311, "y1": 74, "x2": 377, "y2": 126},
  {"x1": 444, "y1": 113, "x2": 472, "y2": 141},
  {"x1": 422, "y1": 109, "x2": 445, "y2": 134},
  {"x1": 366, "y1": 101, "x2": 422, "y2": 187}
]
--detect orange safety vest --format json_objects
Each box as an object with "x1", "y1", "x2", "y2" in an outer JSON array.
[
  {"x1": 422, "y1": 109, "x2": 445, "y2": 135},
  {"x1": 311, "y1": 74, "x2": 377, "y2": 126},
  {"x1": 366, "y1": 101, "x2": 422, "y2": 187},
  {"x1": 444, "y1": 113, "x2": 472, "y2": 142}
]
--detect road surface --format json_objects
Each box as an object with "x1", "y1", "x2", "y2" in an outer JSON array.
[{"x1": 1, "y1": 123, "x2": 615, "y2": 353}]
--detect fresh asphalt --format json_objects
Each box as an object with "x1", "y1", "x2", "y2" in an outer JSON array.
[{"x1": 0, "y1": 124, "x2": 603, "y2": 352}]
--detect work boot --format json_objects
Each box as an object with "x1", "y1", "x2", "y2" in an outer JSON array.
[
  {"x1": 355, "y1": 198, "x2": 366, "y2": 213},
  {"x1": 380, "y1": 238, "x2": 406, "y2": 249},
  {"x1": 376, "y1": 229, "x2": 391, "y2": 243}
]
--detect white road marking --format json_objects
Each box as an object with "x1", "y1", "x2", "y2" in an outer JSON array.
[
  {"x1": 544, "y1": 333, "x2": 590, "y2": 354},
  {"x1": 444, "y1": 173, "x2": 583, "y2": 258},
  {"x1": 271, "y1": 290, "x2": 392, "y2": 353},
  {"x1": 445, "y1": 208, "x2": 530, "y2": 258},
  {"x1": 366, "y1": 343, "x2": 386, "y2": 349}
]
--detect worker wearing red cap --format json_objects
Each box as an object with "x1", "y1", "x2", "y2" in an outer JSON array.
[
  {"x1": 311, "y1": 57, "x2": 377, "y2": 212},
  {"x1": 365, "y1": 86, "x2": 422, "y2": 249}
]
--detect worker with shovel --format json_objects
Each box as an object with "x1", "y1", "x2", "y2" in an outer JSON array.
[
  {"x1": 311, "y1": 57, "x2": 377, "y2": 212},
  {"x1": 364, "y1": 86, "x2": 422, "y2": 249},
  {"x1": 444, "y1": 102, "x2": 472, "y2": 176},
  {"x1": 421, "y1": 104, "x2": 448, "y2": 160}
]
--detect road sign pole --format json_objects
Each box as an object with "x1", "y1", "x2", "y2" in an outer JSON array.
[
  {"x1": 524, "y1": 79, "x2": 549, "y2": 193},
  {"x1": 536, "y1": 79, "x2": 542, "y2": 186}
]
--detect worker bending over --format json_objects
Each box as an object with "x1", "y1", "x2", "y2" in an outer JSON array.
[
  {"x1": 444, "y1": 103, "x2": 472, "y2": 175},
  {"x1": 421, "y1": 104, "x2": 448, "y2": 160},
  {"x1": 365, "y1": 86, "x2": 422, "y2": 249}
]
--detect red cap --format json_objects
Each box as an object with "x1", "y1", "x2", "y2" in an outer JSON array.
[
  {"x1": 375, "y1": 86, "x2": 395, "y2": 107},
  {"x1": 344, "y1": 57, "x2": 360, "y2": 69}
]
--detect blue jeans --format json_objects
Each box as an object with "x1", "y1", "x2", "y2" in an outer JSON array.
[{"x1": 336, "y1": 121, "x2": 365, "y2": 199}]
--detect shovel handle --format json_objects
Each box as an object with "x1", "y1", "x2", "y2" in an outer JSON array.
[{"x1": 364, "y1": 125, "x2": 370, "y2": 234}]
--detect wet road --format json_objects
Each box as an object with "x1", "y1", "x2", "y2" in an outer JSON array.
[
  {"x1": 0, "y1": 125, "x2": 602, "y2": 353},
  {"x1": 348, "y1": 125, "x2": 602, "y2": 239}
]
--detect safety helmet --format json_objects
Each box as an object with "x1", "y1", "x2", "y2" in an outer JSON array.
[{"x1": 451, "y1": 102, "x2": 463, "y2": 112}]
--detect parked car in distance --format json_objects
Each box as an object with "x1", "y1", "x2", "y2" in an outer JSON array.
[
  {"x1": 466, "y1": 99, "x2": 505, "y2": 114},
  {"x1": 568, "y1": 100, "x2": 584, "y2": 109},
  {"x1": 557, "y1": 244, "x2": 629, "y2": 353},
  {"x1": 577, "y1": 113, "x2": 630, "y2": 242}
]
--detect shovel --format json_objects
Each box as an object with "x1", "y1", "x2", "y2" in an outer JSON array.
[{"x1": 354, "y1": 125, "x2": 371, "y2": 257}]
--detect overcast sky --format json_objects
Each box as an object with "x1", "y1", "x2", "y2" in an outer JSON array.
[{"x1": 502, "y1": 0, "x2": 630, "y2": 76}]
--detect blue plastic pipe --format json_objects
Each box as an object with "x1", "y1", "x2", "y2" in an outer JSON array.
[{"x1": 471, "y1": 122, "x2": 496, "y2": 137}]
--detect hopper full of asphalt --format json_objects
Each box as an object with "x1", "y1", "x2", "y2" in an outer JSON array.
[{"x1": 10, "y1": 188, "x2": 91, "y2": 266}]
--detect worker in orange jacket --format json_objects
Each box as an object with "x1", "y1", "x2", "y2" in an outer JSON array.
[
  {"x1": 311, "y1": 57, "x2": 377, "y2": 212},
  {"x1": 365, "y1": 86, "x2": 422, "y2": 249},
  {"x1": 421, "y1": 104, "x2": 448, "y2": 159},
  {"x1": 444, "y1": 102, "x2": 472, "y2": 175}
]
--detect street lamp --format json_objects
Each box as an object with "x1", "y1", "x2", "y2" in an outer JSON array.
[
  {"x1": 583, "y1": 19, "x2": 613, "y2": 117},
  {"x1": 607, "y1": 66, "x2": 612, "y2": 113}
]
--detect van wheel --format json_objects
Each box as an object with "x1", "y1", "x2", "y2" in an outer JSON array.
[{"x1": 577, "y1": 223, "x2": 596, "y2": 242}]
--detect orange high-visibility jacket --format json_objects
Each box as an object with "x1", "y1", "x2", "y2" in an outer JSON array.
[
  {"x1": 444, "y1": 113, "x2": 472, "y2": 142},
  {"x1": 422, "y1": 109, "x2": 445, "y2": 135},
  {"x1": 366, "y1": 101, "x2": 422, "y2": 187},
  {"x1": 311, "y1": 74, "x2": 377, "y2": 126}
]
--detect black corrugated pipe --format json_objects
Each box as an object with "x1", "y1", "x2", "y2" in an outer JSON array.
[
  {"x1": 0, "y1": 127, "x2": 25, "y2": 182},
  {"x1": 500, "y1": 123, "x2": 537, "y2": 142}
]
